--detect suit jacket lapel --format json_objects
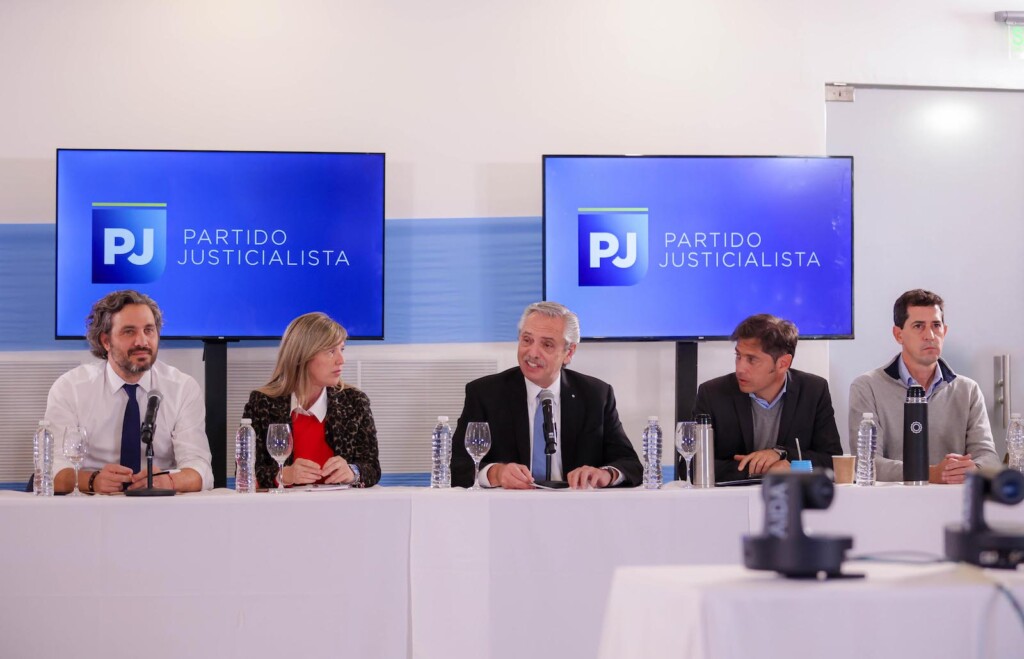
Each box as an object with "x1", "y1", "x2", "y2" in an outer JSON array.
[
  {"x1": 505, "y1": 370, "x2": 531, "y2": 463},
  {"x1": 559, "y1": 370, "x2": 579, "y2": 472},
  {"x1": 269, "y1": 395, "x2": 291, "y2": 425},
  {"x1": 731, "y1": 377, "x2": 755, "y2": 453},
  {"x1": 323, "y1": 388, "x2": 339, "y2": 447},
  {"x1": 776, "y1": 371, "x2": 800, "y2": 450}
]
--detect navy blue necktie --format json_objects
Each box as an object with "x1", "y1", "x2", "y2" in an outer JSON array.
[
  {"x1": 531, "y1": 393, "x2": 547, "y2": 481},
  {"x1": 120, "y1": 384, "x2": 141, "y2": 471}
]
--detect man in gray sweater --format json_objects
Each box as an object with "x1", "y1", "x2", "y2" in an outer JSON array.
[{"x1": 848, "y1": 289, "x2": 1000, "y2": 483}]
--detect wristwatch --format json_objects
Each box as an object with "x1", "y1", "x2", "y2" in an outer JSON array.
[
  {"x1": 772, "y1": 446, "x2": 788, "y2": 461},
  {"x1": 350, "y1": 463, "x2": 361, "y2": 485}
]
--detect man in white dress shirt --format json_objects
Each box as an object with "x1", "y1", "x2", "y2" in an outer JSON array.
[{"x1": 47, "y1": 290, "x2": 213, "y2": 494}]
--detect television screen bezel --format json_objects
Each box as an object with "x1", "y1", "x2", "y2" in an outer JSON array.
[
  {"x1": 542, "y1": 154, "x2": 854, "y2": 342},
  {"x1": 55, "y1": 147, "x2": 386, "y2": 341}
]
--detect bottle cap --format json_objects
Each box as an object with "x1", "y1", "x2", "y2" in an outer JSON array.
[
  {"x1": 1013, "y1": 413, "x2": 1022, "y2": 419},
  {"x1": 38, "y1": 420, "x2": 49, "y2": 426},
  {"x1": 241, "y1": 418, "x2": 252, "y2": 425},
  {"x1": 438, "y1": 416, "x2": 449, "y2": 422},
  {"x1": 647, "y1": 416, "x2": 659, "y2": 422},
  {"x1": 906, "y1": 385, "x2": 926, "y2": 401},
  {"x1": 862, "y1": 412, "x2": 874, "y2": 420}
]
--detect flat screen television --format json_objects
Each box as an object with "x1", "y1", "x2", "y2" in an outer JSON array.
[
  {"x1": 56, "y1": 149, "x2": 385, "y2": 340},
  {"x1": 543, "y1": 155, "x2": 853, "y2": 340}
]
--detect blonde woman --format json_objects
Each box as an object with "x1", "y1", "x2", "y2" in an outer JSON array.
[{"x1": 245, "y1": 312, "x2": 380, "y2": 488}]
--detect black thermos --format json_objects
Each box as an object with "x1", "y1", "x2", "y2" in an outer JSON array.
[{"x1": 903, "y1": 385, "x2": 929, "y2": 485}]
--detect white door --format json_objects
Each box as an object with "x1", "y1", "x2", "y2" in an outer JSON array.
[{"x1": 827, "y1": 86, "x2": 1024, "y2": 456}]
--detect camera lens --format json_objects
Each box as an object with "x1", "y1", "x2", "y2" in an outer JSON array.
[{"x1": 993, "y1": 469, "x2": 1024, "y2": 505}]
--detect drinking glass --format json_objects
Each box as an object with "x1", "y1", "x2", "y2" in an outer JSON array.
[
  {"x1": 62, "y1": 425, "x2": 89, "y2": 497},
  {"x1": 464, "y1": 422, "x2": 492, "y2": 491},
  {"x1": 266, "y1": 423, "x2": 293, "y2": 493},
  {"x1": 675, "y1": 422, "x2": 697, "y2": 488}
]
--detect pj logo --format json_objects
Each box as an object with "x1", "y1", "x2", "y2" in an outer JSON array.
[
  {"x1": 91, "y1": 203, "x2": 167, "y2": 283},
  {"x1": 577, "y1": 208, "x2": 648, "y2": 286}
]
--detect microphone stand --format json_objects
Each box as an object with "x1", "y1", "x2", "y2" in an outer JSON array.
[
  {"x1": 537, "y1": 420, "x2": 568, "y2": 489},
  {"x1": 125, "y1": 422, "x2": 175, "y2": 497}
]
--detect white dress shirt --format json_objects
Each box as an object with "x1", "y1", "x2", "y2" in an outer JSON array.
[
  {"x1": 45, "y1": 360, "x2": 214, "y2": 490},
  {"x1": 479, "y1": 376, "x2": 563, "y2": 486},
  {"x1": 291, "y1": 388, "x2": 328, "y2": 421},
  {"x1": 525, "y1": 376, "x2": 564, "y2": 481}
]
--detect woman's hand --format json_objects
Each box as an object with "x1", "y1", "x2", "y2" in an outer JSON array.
[
  {"x1": 283, "y1": 458, "x2": 322, "y2": 486},
  {"x1": 322, "y1": 456, "x2": 355, "y2": 484}
]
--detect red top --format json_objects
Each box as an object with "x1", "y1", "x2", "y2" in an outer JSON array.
[{"x1": 291, "y1": 410, "x2": 333, "y2": 483}]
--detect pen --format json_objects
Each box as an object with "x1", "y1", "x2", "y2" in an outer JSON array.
[{"x1": 122, "y1": 469, "x2": 182, "y2": 491}]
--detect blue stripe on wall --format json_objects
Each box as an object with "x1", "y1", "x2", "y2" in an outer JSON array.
[
  {"x1": 0, "y1": 217, "x2": 542, "y2": 350},
  {"x1": 379, "y1": 472, "x2": 431, "y2": 487},
  {"x1": 376, "y1": 217, "x2": 541, "y2": 345},
  {"x1": 0, "y1": 224, "x2": 80, "y2": 351}
]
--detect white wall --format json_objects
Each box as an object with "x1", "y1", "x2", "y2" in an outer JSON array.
[
  {"x1": 827, "y1": 87, "x2": 1024, "y2": 455},
  {"x1": 6, "y1": 0, "x2": 1021, "y2": 225},
  {"x1": 0, "y1": 0, "x2": 1020, "y2": 457}
]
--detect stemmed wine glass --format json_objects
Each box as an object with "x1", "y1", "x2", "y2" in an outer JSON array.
[
  {"x1": 675, "y1": 422, "x2": 697, "y2": 488},
  {"x1": 464, "y1": 422, "x2": 492, "y2": 491},
  {"x1": 266, "y1": 423, "x2": 293, "y2": 493},
  {"x1": 62, "y1": 425, "x2": 89, "y2": 497}
]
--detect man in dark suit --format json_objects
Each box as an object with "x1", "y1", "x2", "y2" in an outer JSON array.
[
  {"x1": 451, "y1": 302, "x2": 642, "y2": 489},
  {"x1": 694, "y1": 314, "x2": 842, "y2": 483}
]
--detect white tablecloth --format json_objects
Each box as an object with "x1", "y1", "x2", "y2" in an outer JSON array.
[
  {"x1": 3, "y1": 481, "x2": 1023, "y2": 659},
  {"x1": 408, "y1": 485, "x2": 753, "y2": 659},
  {"x1": 599, "y1": 563, "x2": 1024, "y2": 659},
  {"x1": 0, "y1": 489, "x2": 412, "y2": 658},
  {"x1": 751, "y1": 482, "x2": 1024, "y2": 558}
]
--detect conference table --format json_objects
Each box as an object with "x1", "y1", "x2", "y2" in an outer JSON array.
[
  {"x1": 1, "y1": 482, "x2": 1022, "y2": 658},
  {"x1": 0, "y1": 488, "x2": 413, "y2": 657},
  {"x1": 599, "y1": 563, "x2": 1024, "y2": 659}
]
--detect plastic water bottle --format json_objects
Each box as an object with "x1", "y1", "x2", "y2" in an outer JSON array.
[
  {"x1": 1007, "y1": 413, "x2": 1024, "y2": 473},
  {"x1": 431, "y1": 416, "x2": 452, "y2": 488},
  {"x1": 856, "y1": 412, "x2": 878, "y2": 486},
  {"x1": 235, "y1": 418, "x2": 256, "y2": 493},
  {"x1": 642, "y1": 416, "x2": 663, "y2": 489},
  {"x1": 33, "y1": 421, "x2": 54, "y2": 496}
]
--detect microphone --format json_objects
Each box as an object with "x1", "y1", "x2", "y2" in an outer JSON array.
[
  {"x1": 140, "y1": 390, "x2": 163, "y2": 445},
  {"x1": 125, "y1": 389, "x2": 175, "y2": 497},
  {"x1": 536, "y1": 389, "x2": 567, "y2": 489},
  {"x1": 539, "y1": 389, "x2": 556, "y2": 453}
]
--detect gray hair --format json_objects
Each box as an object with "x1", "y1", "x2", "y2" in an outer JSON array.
[
  {"x1": 85, "y1": 290, "x2": 163, "y2": 359},
  {"x1": 517, "y1": 301, "x2": 581, "y2": 346}
]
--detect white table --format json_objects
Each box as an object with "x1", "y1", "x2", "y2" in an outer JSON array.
[
  {"x1": 753, "y1": 482, "x2": 1024, "y2": 559},
  {"x1": 408, "y1": 485, "x2": 753, "y2": 659},
  {"x1": 0, "y1": 489, "x2": 412, "y2": 658},
  {"x1": 599, "y1": 563, "x2": 1024, "y2": 659},
  {"x1": 3, "y1": 481, "x2": 1022, "y2": 659}
]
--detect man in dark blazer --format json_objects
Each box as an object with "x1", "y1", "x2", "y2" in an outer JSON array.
[
  {"x1": 694, "y1": 314, "x2": 842, "y2": 483},
  {"x1": 451, "y1": 302, "x2": 642, "y2": 489}
]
